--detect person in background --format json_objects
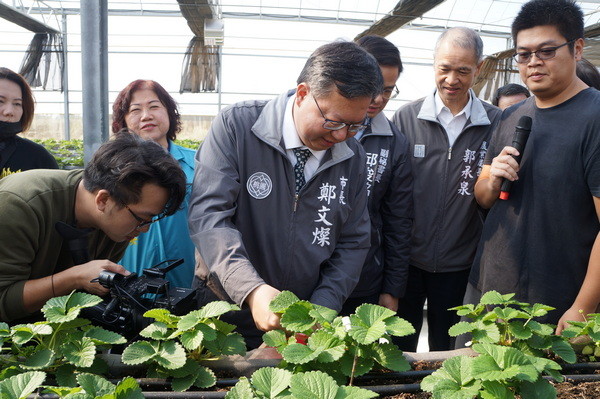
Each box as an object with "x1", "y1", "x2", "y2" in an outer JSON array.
[
  {"x1": 576, "y1": 58, "x2": 600, "y2": 90},
  {"x1": 189, "y1": 41, "x2": 380, "y2": 348},
  {"x1": 0, "y1": 131, "x2": 187, "y2": 323},
  {"x1": 0, "y1": 67, "x2": 58, "y2": 178},
  {"x1": 112, "y1": 80, "x2": 196, "y2": 288},
  {"x1": 492, "y1": 83, "x2": 531, "y2": 110},
  {"x1": 341, "y1": 35, "x2": 413, "y2": 316},
  {"x1": 392, "y1": 27, "x2": 502, "y2": 352},
  {"x1": 470, "y1": 0, "x2": 600, "y2": 335}
]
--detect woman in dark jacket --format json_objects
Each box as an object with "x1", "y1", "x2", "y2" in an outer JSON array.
[{"x1": 0, "y1": 67, "x2": 58, "y2": 178}]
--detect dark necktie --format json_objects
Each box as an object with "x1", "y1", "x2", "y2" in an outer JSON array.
[{"x1": 293, "y1": 148, "x2": 311, "y2": 193}]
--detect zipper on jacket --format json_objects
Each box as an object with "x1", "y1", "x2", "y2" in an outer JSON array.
[
  {"x1": 447, "y1": 147, "x2": 453, "y2": 160},
  {"x1": 293, "y1": 193, "x2": 299, "y2": 212}
]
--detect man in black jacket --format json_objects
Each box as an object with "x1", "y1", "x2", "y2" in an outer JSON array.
[
  {"x1": 392, "y1": 27, "x2": 501, "y2": 351},
  {"x1": 341, "y1": 36, "x2": 413, "y2": 316}
]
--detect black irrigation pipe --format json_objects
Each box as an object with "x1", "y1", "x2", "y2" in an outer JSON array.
[
  {"x1": 366, "y1": 383, "x2": 422, "y2": 395},
  {"x1": 127, "y1": 378, "x2": 241, "y2": 388},
  {"x1": 355, "y1": 369, "x2": 435, "y2": 382},
  {"x1": 136, "y1": 393, "x2": 228, "y2": 398},
  {"x1": 560, "y1": 362, "x2": 600, "y2": 372},
  {"x1": 553, "y1": 374, "x2": 600, "y2": 383}
]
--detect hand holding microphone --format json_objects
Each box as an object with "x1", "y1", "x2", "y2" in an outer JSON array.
[{"x1": 498, "y1": 116, "x2": 532, "y2": 200}]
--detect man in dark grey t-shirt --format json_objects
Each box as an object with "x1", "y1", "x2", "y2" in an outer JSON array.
[{"x1": 470, "y1": 0, "x2": 600, "y2": 335}]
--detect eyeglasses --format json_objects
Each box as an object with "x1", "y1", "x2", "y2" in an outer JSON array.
[
  {"x1": 123, "y1": 203, "x2": 167, "y2": 230},
  {"x1": 382, "y1": 85, "x2": 399, "y2": 100},
  {"x1": 512, "y1": 40, "x2": 575, "y2": 64},
  {"x1": 313, "y1": 97, "x2": 368, "y2": 133}
]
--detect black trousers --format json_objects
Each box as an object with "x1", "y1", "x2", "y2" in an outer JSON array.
[
  {"x1": 454, "y1": 282, "x2": 483, "y2": 349},
  {"x1": 394, "y1": 265, "x2": 470, "y2": 352},
  {"x1": 340, "y1": 293, "x2": 380, "y2": 316}
]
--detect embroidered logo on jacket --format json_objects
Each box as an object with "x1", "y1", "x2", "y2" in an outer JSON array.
[
  {"x1": 247, "y1": 172, "x2": 272, "y2": 199},
  {"x1": 414, "y1": 144, "x2": 425, "y2": 158}
]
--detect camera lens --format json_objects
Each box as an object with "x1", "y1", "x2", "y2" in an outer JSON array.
[{"x1": 97, "y1": 270, "x2": 120, "y2": 288}]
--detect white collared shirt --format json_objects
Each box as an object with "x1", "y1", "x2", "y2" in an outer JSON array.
[
  {"x1": 435, "y1": 91, "x2": 472, "y2": 147},
  {"x1": 282, "y1": 95, "x2": 326, "y2": 181}
]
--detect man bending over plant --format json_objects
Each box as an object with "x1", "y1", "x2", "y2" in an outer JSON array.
[
  {"x1": 189, "y1": 41, "x2": 380, "y2": 348},
  {"x1": 0, "y1": 130, "x2": 187, "y2": 323}
]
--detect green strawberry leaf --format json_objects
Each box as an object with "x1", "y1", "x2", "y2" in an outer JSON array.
[
  {"x1": 251, "y1": 367, "x2": 292, "y2": 398},
  {"x1": 289, "y1": 370, "x2": 338, "y2": 399},
  {"x1": 84, "y1": 327, "x2": 126, "y2": 344},
  {"x1": 62, "y1": 336, "x2": 96, "y2": 368},
  {"x1": 0, "y1": 371, "x2": 46, "y2": 399},
  {"x1": 122, "y1": 341, "x2": 158, "y2": 365},
  {"x1": 270, "y1": 291, "x2": 301, "y2": 313},
  {"x1": 280, "y1": 302, "x2": 316, "y2": 332}
]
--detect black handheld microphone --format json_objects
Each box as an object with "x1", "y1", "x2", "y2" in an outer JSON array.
[{"x1": 499, "y1": 115, "x2": 532, "y2": 200}]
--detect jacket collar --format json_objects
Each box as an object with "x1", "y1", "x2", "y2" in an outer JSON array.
[
  {"x1": 364, "y1": 111, "x2": 393, "y2": 137},
  {"x1": 252, "y1": 89, "x2": 356, "y2": 162},
  {"x1": 169, "y1": 141, "x2": 194, "y2": 168},
  {"x1": 417, "y1": 89, "x2": 492, "y2": 127}
]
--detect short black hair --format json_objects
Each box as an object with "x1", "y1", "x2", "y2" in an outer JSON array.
[
  {"x1": 355, "y1": 35, "x2": 403, "y2": 74},
  {"x1": 83, "y1": 129, "x2": 187, "y2": 216},
  {"x1": 577, "y1": 58, "x2": 600, "y2": 90},
  {"x1": 512, "y1": 0, "x2": 584, "y2": 53},
  {"x1": 297, "y1": 41, "x2": 383, "y2": 99},
  {"x1": 492, "y1": 83, "x2": 531, "y2": 106}
]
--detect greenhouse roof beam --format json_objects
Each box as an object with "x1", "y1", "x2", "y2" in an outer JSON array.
[
  {"x1": 355, "y1": 0, "x2": 445, "y2": 40},
  {"x1": 0, "y1": 2, "x2": 59, "y2": 33}
]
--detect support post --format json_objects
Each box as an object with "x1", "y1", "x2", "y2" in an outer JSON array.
[
  {"x1": 62, "y1": 13, "x2": 70, "y2": 140},
  {"x1": 80, "y1": 0, "x2": 109, "y2": 164}
]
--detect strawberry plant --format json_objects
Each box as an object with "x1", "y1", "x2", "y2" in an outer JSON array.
[
  {"x1": 0, "y1": 371, "x2": 46, "y2": 399},
  {"x1": 421, "y1": 342, "x2": 563, "y2": 399},
  {"x1": 561, "y1": 312, "x2": 600, "y2": 360},
  {"x1": 34, "y1": 138, "x2": 202, "y2": 168},
  {"x1": 34, "y1": 138, "x2": 85, "y2": 168},
  {"x1": 449, "y1": 291, "x2": 576, "y2": 363},
  {"x1": 262, "y1": 291, "x2": 414, "y2": 384},
  {"x1": 121, "y1": 301, "x2": 246, "y2": 391},
  {"x1": 0, "y1": 292, "x2": 126, "y2": 387},
  {"x1": 226, "y1": 367, "x2": 378, "y2": 399},
  {"x1": 42, "y1": 373, "x2": 144, "y2": 399}
]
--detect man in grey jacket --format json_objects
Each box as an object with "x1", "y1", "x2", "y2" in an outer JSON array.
[
  {"x1": 188, "y1": 41, "x2": 382, "y2": 348},
  {"x1": 392, "y1": 27, "x2": 501, "y2": 351}
]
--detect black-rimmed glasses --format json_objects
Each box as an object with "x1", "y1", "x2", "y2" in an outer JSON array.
[
  {"x1": 382, "y1": 85, "x2": 400, "y2": 100},
  {"x1": 123, "y1": 203, "x2": 167, "y2": 230},
  {"x1": 512, "y1": 40, "x2": 575, "y2": 64},
  {"x1": 313, "y1": 97, "x2": 368, "y2": 133}
]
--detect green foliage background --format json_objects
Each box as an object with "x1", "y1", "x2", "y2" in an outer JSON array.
[{"x1": 34, "y1": 139, "x2": 202, "y2": 168}]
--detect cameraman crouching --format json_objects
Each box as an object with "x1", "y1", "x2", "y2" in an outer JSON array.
[{"x1": 0, "y1": 130, "x2": 187, "y2": 323}]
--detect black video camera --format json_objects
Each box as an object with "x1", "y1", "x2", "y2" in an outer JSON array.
[{"x1": 83, "y1": 259, "x2": 195, "y2": 337}]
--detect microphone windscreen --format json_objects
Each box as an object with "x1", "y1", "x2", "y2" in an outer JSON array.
[{"x1": 517, "y1": 115, "x2": 532, "y2": 131}]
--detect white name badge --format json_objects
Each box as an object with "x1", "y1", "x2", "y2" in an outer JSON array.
[{"x1": 414, "y1": 144, "x2": 425, "y2": 158}]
